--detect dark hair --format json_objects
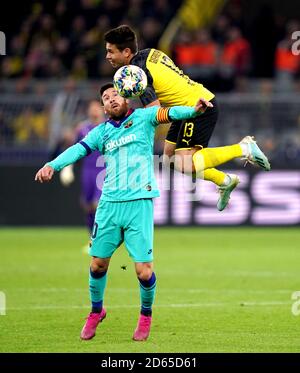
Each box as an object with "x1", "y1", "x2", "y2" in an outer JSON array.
[
  {"x1": 99, "y1": 83, "x2": 114, "y2": 98},
  {"x1": 104, "y1": 25, "x2": 138, "y2": 54}
]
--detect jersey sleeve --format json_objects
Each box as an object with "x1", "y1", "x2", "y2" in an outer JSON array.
[
  {"x1": 168, "y1": 106, "x2": 198, "y2": 120},
  {"x1": 143, "y1": 105, "x2": 198, "y2": 127},
  {"x1": 80, "y1": 125, "x2": 103, "y2": 154},
  {"x1": 46, "y1": 143, "x2": 89, "y2": 172},
  {"x1": 140, "y1": 106, "x2": 160, "y2": 127},
  {"x1": 47, "y1": 125, "x2": 104, "y2": 171}
]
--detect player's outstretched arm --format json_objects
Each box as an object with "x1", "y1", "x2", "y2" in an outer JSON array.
[
  {"x1": 34, "y1": 142, "x2": 90, "y2": 184},
  {"x1": 35, "y1": 165, "x2": 54, "y2": 183},
  {"x1": 152, "y1": 98, "x2": 213, "y2": 126}
]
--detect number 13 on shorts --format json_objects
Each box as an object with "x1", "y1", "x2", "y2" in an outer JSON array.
[{"x1": 183, "y1": 122, "x2": 194, "y2": 138}]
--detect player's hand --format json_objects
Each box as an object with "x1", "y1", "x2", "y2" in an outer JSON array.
[
  {"x1": 194, "y1": 98, "x2": 213, "y2": 114},
  {"x1": 60, "y1": 165, "x2": 75, "y2": 187},
  {"x1": 35, "y1": 165, "x2": 54, "y2": 183}
]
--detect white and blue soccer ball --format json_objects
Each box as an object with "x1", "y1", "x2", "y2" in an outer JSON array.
[{"x1": 113, "y1": 65, "x2": 147, "y2": 98}]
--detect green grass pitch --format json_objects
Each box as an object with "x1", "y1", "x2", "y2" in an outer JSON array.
[{"x1": 0, "y1": 227, "x2": 299, "y2": 352}]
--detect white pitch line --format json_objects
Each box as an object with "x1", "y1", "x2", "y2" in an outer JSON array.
[
  {"x1": 6, "y1": 301, "x2": 290, "y2": 311},
  {"x1": 2, "y1": 288, "x2": 294, "y2": 294}
]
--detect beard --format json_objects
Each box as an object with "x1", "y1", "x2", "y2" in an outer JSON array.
[{"x1": 109, "y1": 106, "x2": 128, "y2": 120}]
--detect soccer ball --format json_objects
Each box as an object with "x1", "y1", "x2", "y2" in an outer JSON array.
[{"x1": 113, "y1": 65, "x2": 147, "y2": 98}]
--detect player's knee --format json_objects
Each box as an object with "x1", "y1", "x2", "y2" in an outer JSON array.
[
  {"x1": 136, "y1": 263, "x2": 153, "y2": 281},
  {"x1": 90, "y1": 257, "x2": 109, "y2": 273},
  {"x1": 137, "y1": 271, "x2": 153, "y2": 281}
]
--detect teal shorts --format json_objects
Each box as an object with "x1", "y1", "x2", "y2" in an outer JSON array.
[{"x1": 89, "y1": 198, "x2": 154, "y2": 262}]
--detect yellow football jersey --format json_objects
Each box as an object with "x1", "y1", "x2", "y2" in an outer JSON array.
[{"x1": 131, "y1": 48, "x2": 215, "y2": 107}]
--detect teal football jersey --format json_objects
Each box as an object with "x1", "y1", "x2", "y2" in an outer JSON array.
[
  {"x1": 47, "y1": 104, "x2": 198, "y2": 202},
  {"x1": 81, "y1": 106, "x2": 160, "y2": 201}
]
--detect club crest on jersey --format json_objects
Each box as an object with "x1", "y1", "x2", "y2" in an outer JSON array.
[
  {"x1": 124, "y1": 120, "x2": 133, "y2": 129},
  {"x1": 102, "y1": 134, "x2": 109, "y2": 142},
  {"x1": 104, "y1": 133, "x2": 137, "y2": 152}
]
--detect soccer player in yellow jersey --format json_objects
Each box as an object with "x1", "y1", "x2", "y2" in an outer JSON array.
[{"x1": 104, "y1": 25, "x2": 270, "y2": 210}]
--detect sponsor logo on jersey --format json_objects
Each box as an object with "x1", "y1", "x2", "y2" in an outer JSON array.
[{"x1": 104, "y1": 134, "x2": 137, "y2": 152}]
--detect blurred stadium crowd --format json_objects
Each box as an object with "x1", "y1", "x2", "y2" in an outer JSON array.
[
  {"x1": 0, "y1": 0, "x2": 300, "y2": 166},
  {"x1": 0, "y1": 0, "x2": 181, "y2": 80},
  {"x1": 1, "y1": 0, "x2": 300, "y2": 88},
  {"x1": 1, "y1": 0, "x2": 300, "y2": 86}
]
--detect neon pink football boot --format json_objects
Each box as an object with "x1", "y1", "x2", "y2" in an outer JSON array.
[
  {"x1": 80, "y1": 308, "x2": 106, "y2": 340},
  {"x1": 133, "y1": 314, "x2": 152, "y2": 341}
]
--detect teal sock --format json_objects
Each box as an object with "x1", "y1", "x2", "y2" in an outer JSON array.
[
  {"x1": 89, "y1": 268, "x2": 107, "y2": 313},
  {"x1": 138, "y1": 272, "x2": 156, "y2": 316}
]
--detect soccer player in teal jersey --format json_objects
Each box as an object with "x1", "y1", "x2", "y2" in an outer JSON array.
[{"x1": 35, "y1": 83, "x2": 213, "y2": 341}]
